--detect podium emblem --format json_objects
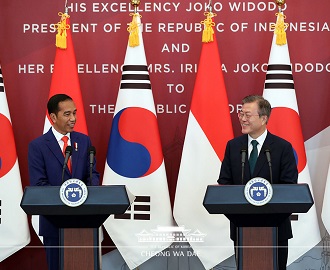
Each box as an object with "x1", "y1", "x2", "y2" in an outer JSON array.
[
  {"x1": 60, "y1": 178, "x2": 88, "y2": 207},
  {"x1": 244, "y1": 177, "x2": 273, "y2": 206}
]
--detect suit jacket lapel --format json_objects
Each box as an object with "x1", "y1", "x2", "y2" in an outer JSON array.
[{"x1": 45, "y1": 129, "x2": 66, "y2": 168}]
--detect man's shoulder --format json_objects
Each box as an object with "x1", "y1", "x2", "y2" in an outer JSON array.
[
  {"x1": 71, "y1": 131, "x2": 89, "y2": 138},
  {"x1": 228, "y1": 134, "x2": 246, "y2": 144},
  {"x1": 70, "y1": 131, "x2": 91, "y2": 143},
  {"x1": 267, "y1": 132, "x2": 292, "y2": 147},
  {"x1": 29, "y1": 130, "x2": 52, "y2": 145}
]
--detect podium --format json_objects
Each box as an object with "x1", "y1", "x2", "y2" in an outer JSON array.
[
  {"x1": 203, "y1": 184, "x2": 314, "y2": 270},
  {"x1": 21, "y1": 185, "x2": 131, "y2": 270}
]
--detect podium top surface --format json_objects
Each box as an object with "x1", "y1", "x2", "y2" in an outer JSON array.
[
  {"x1": 21, "y1": 185, "x2": 131, "y2": 216},
  {"x1": 203, "y1": 184, "x2": 314, "y2": 215}
]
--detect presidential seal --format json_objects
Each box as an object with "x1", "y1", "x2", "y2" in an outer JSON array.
[
  {"x1": 244, "y1": 177, "x2": 273, "y2": 206},
  {"x1": 59, "y1": 178, "x2": 88, "y2": 207}
]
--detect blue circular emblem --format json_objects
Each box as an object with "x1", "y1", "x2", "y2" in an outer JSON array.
[
  {"x1": 60, "y1": 178, "x2": 88, "y2": 207},
  {"x1": 244, "y1": 177, "x2": 273, "y2": 206}
]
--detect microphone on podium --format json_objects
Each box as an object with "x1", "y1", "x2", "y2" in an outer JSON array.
[
  {"x1": 62, "y1": 145, "x2": 73, "y2": 183},
  {"x1": 240, "y1": 147, "x2": 247, "y2": 184},
  {"x1": 88, "y1": 146, "x2": 96, "y2": 183},
  {"x1": 264, "y1": 146, "x2": 273, "y2": 184}
]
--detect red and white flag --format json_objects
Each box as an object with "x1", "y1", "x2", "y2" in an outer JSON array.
[
  {"x1": 43, "y1": 14, "x2": 87, "y2": 134},
  {"x1": 262, "y1": 11, "x2": 321, "y2": 264},
  {"x1": 173, "y1": 13, "x2": 234, "y2": 269},
  {"x1": 32, "y1": 12, "x2": 88, "y2": 239},
  {"x1": 102, "y1": 13, "x2": 174, "y2": 269},
  {"x1": 0, "y1": 66, "x2": 30, "y2": 261},
  {"x1": 321, "y1": 164, "x2": 330, "y2": 233}
]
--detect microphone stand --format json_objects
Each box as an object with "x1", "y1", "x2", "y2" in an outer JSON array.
[
  {"x1": 62, "y1": 146, "x2": 72, "y2": 184},
  {"x1": 61, "y1": 165, "x2": 66, "y2": 184},
  {"x1": 88, "y1": 146, "x2": 96, "y2": 185},
  {"x1": 241, "y1": 148, "x2": 247, "y2": 184},
  {"x1": 265, "y1": 149, "x2": 273, "y2": 184},
  {"x1": 89, "y1": 162, "x2": 93, "y2": 184}
]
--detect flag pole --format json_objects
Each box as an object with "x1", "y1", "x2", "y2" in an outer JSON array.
[
  {"x1": 64, "y1": 0, "x2": 69, "y2": 14},
  {"x1": 201, "y1": 0, "x2": 216, "y2": 43},
  {"x1": 128, "y1": 0, "x2": 141, "y2": 47},
  {"x1": 55, "y1": 0, "x2": 70, "y2": 49},
  {"x1": 207, "y1": 0, "x2": 213, "y2": 12},
  {"x1": 271, "y1": 0, "x2": 288, "y2": 46}
]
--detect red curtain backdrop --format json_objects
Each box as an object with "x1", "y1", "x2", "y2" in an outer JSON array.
[{"x1": 0, "y1": 0, "x2": 329, "y2": 268}]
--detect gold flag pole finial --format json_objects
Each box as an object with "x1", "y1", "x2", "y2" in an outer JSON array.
[
  {"x1": 128, "y1": 0, "x2": 141, "y2": 47},
  {"x1": 131, "y1": 0, "x2": 140, "y2": 13},
  {"x1": 201, "y1": 0, "x2": 216, "y2": 43},
  {"x1": 271, "y1": 0, "x2": 288, "y2": 45},
  {"x1": 55, "y1": 0, "x2": 71, "y2": 49},
  {"x1": 276, "y1": 0, "x2": 285, "y2": 12}
]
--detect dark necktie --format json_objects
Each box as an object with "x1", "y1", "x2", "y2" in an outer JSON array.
[
  {"x1": 249, "y1": 140, "x2": 258, "y2": 174},
  {"x1": 62, "y1": 136, "x2": 71, "y2": 173}
]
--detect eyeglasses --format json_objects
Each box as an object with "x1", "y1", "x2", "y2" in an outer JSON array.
[{"x1": 237, "y1": 112, "x2": 260, "y2": 120}]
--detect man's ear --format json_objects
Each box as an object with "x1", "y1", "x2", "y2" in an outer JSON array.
[{"x1": 49, "y1": 113, "x2": 56, "y2": 123}]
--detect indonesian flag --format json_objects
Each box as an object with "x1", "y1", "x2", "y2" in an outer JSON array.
[
  {"x1": 321, "y1": 164, "x2": 330, "y2": 233},
  {"x1": 173, "y1": 20, "x2": 234, "y2": 269},
  {"x1": 102, "y1": 14, "x2": 174, "y2": 269},
  {"x1": 262, "y1": 12, "x2": 321, "y2": 264},
  {"x1": 0, "y1": 66, "x2": 30, "y2": 261},
  {"x1": 43, "y1": 16, "x2": 88, "y2": 134},
  {"x1": 32, "y1": 15, "x2": 88, "y2": 239}
]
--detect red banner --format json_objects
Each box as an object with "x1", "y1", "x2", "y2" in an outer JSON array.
[{"x1": 0, "y1": 0, "x2": 329, "y2": 268}]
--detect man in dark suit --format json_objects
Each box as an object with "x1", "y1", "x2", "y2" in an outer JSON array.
[
  {"x1": 218, "y1": 95, "x2": 298, "y2": 270},
  {"x1": 28, "y1": 94, "x2": 99, "y2": 270}
]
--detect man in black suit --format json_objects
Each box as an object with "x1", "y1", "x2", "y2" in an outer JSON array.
[{"x1": 218, "y1": 95, "x2": 298, "y2": 270}]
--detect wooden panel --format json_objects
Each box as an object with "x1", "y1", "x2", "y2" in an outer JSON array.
[
  {"x1": 239, "y1": 227, "x2": 276, "y2": 270},
  {"x1": 62, "y1": 228, "x2": 98, "y2": 270}
]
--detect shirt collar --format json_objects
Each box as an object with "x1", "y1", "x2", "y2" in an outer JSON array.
[
  {"x1": 248, "y1": 129, "x2": 267, "y2": 147},
  {"x1": 51, "y1": 127, "x2": 71, "y2": 143}
]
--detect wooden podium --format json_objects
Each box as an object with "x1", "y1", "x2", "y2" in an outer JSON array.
[
  {"x1": 21, "y1": 185, "x2": 131, "y2": 270},
  {"x1": 203, "y1": 184, "x2": 314, "y2": 270}
]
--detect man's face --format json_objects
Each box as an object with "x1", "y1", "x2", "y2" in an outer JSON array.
[
  {"x1": 238, "y1": 101, "x2": 267, "y2": 138},
  {"x1": 50, "y1": 99, "x2": 77, "y2": 135}
]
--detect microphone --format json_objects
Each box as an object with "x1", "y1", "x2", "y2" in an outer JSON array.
[
  {"x1": 264, "y1": 146, "x2": 273, "y2": 184},
  {"x1": 62, "y1": 146, "x2": 73, "y2": 183},
  {"x1": 240, "y1": 147, "x2": 247, "y2": 184},
  {"x1": 88, "y1": 146, "x2": 96, "y2": 184},
  {"x1": 89, "y1": 146, "x2": 96, "y2": 165}
]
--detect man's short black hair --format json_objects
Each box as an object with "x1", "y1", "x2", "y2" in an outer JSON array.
[{"x1": 47, "y1": 94, "x2": 73, "y2": 115}]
